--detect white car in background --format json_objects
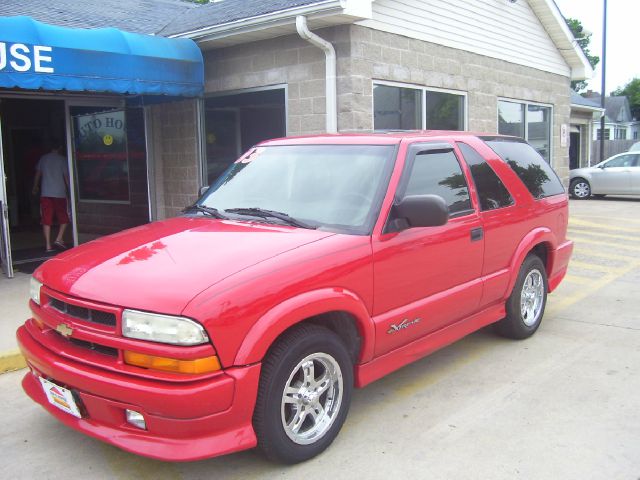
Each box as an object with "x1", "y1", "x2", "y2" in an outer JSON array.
[{"x1": 569, "y1": 151, "x2": 640, "y2": 199}]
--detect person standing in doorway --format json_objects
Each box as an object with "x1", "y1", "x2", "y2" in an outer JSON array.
[{"x1": 32, "y1": 140, "x2": 70, "y2": 253}]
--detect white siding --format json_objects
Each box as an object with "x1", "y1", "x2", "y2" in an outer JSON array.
[{"x1": 357, "y1": 0, "x2": 571, "y2": 77}]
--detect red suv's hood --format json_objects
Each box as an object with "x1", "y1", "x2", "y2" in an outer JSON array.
[{"x1": 38, "y1": 217, "x2": 335, "y2": 314}]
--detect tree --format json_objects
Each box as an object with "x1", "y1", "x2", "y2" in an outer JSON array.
[
  {"x1": 565, "y1": 18, "x2": 600, "y2": 92},
  {"x1": 612, "y1": 78, "x2": 640, "y2": 120}
]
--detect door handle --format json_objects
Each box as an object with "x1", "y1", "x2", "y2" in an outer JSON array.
[{"x1": 470, "y1": 227, "x2": 483, "y2": 242}]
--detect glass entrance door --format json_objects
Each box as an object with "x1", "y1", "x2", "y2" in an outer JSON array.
[
  {"x1": 67, "y1": 102, "x2": 150, "y2": 245},
  {"x1": 0, "y1": 113, "x2": 14, "y2": 277}
]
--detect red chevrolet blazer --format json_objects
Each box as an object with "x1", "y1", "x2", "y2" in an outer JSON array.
[{"x1": 18, "y1": 132, "x2": 573, "y2": 463}]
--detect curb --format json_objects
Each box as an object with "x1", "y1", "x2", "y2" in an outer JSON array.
[{"x1": 0, "y1": 350, "x2": 27, "y2": 374}]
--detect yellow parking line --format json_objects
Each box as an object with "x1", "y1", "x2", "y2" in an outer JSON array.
[
  {"x1": 569, "y1": 260, "x2": 627, "y2": 273},
  {"x1": 571, "y1": 248, "x2": 640, "y2": 263},
  {"x1": 570, "y1": 217, "x2": 640, "y2": 234},
  {"x1": 569, "y1": 227, "x2": 640, "y2": 242},
  {"x1": 572, "y1": 214, "x2": 640, "y2": 225},
  {"x1": 563, "y1": 274, "x2": 593, "y2": 285},
  {"x1": 570, "y1": 236, "x2": 640, "y2": 252},
  {"x1": 0, "y1": 350, "x2": 26, "y2": 373},
  {"x1": 549, "y1": 256, "x2": 638, "y2": 314},
  {"x1": 343, "y1": 338, "x2": 492, "y2": 433},
  {"x1": 394, "y1": 340, "x2": 489, "y2": 399}
]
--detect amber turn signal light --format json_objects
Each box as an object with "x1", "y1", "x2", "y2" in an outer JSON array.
[{"x1": 124, "y1": 351, "x2": 221, "y2": 374}]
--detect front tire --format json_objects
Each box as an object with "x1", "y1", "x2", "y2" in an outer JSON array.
[
  {"x1": 253, "y1": 324, "x2": 353, "y2": 464},
  {"x1": 496, "y1": 254, "x2": 548, "y2": 339},
  {"x1": 570, "y1": 178, "x2": 591, "y2": 199}
]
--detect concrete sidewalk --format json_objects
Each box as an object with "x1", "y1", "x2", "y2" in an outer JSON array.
[{"x1": 0, "y1": 272, "x2": 30, "y2": 373}]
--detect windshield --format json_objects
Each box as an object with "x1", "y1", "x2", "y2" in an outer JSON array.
[{"x1": 198, "y1": 144, "x2": 396, "y2": 235}]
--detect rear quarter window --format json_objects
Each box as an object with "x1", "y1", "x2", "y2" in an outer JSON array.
[
  {"x1": 482, "y1": 138, "x2": 565, "y2": 199},
  {"x1": 457, "y1": 142, "x2": 514, "y2": 211}
]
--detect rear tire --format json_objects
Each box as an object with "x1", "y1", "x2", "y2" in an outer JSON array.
[
  {"x1": 496, "y1": 255, "x2": 548, "y2": 339},
  {"x1": 570, "y1": 178, "x2": 591, "y2": 199},
  {"x1": 253, "y1": 324, "x2": 353, "y2": 464}
]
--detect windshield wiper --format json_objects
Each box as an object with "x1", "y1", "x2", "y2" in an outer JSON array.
[
  {"x1": 182, "y1": 204, "x2": 227, "y2": 219},
  {"x1": 224, "y1": 207, "x2": 317, "y2": 230}
]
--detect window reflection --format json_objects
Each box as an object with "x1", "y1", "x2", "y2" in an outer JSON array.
[
  {"x1": 374, "y1": 85, "x2": 421, "y2": 130},
  {"x1": 405, "y1": 151, "x2": 471, "y2": 215},
  {"x1": 498, "y1": 101, "x2": 525, "y2": 138}
]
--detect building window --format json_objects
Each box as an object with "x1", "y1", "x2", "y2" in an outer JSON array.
[
  {"x1": 203, "y1": 87, "x2": 286, "y2": 185},
  {"x1": 597, "y1": 128, "x2": 610, "y2": 140},
  {"x1": 614, "y1": 127, "x2": 627, "y2": 140},
  {"x1": 634, "y1": 131, "x2": 638, "y2": 140},
  {"x1": 498, "y1": 100, "x2": 552, "y2": 163},
  {"x1": 373, "y1": 84, "x2": 421, "y2": 130},
  {"x1": 374, "y1": 83, "x2": 466, "y2": 131}
]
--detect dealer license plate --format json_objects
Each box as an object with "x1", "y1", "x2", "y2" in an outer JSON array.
[{"x1": 39, "y1": 377, "x2": 82, "y2": 418}]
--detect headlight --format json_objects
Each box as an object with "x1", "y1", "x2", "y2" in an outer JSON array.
[
  {"x1": 122, "y1": 309, "x2": 209, "y2": 346},
  {"x1": 30, "y1": 277, "x2": 43, "y2": 306}
]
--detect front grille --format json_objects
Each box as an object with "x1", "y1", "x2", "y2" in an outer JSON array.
[
  {"x1": 49, "y1": 298, "x2": 117, "y2": 327},
  {"x1": 68, "y1": 338, "x2": 118, "y2": 357}
]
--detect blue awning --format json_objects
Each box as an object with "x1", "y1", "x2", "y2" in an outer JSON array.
[{"x1": 0, "y1": 16, "x2": 204, "y2": 97}]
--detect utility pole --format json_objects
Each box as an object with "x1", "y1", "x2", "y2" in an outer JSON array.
[{"x1": 599, "y1": 0, "x2": 607, "y2": 163}]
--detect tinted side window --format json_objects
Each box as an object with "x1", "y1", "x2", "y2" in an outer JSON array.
[
  {"x1": 457, "y1": 142, "x2": 514, "y2": 211},
  {"x1": 482, "y1": 139, "x2": 564, "y2": 199},
  {"x1": 404, "y1": 150, "x2": 472, "y2": 216}
]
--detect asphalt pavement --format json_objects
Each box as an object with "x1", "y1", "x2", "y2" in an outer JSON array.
[{"x1": 1, "y1": 196, "x2": 639, "y2": 479}]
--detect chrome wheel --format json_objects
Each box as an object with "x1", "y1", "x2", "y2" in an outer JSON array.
[
  {"x1": 521, "y1": 269, "x2": 544, "y2": 326},
  {"x1": 281, "y1": 352, "x2": 343, "y2": 445},
  {"x1": 572, "y1": 180, "x2": 590, "y2": 198}
]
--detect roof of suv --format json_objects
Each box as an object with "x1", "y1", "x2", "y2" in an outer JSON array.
[{"x1": 260, "y1": 131, "x2": 518, "y2": 146}]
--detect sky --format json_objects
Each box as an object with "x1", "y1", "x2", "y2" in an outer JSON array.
[{"x1": 554, "y1": 0, "x2": 639, "y2": 94}]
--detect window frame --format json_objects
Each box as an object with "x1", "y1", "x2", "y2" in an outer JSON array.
[
  {"x1": 373, "y1": 80, "x2": 468, "y2": 132},
  {"x1": 393, "y1": 142, "x2": 474, "y2": 219},
  {"x1": 497, "y1": 98, "x2": 554, "y2": 165},
  {"x1": 199, "y1": 84, "x2": 288, "y2": 188},
  {"x1": 456, "y1": 141, "x2": 515, "y2": 212}
]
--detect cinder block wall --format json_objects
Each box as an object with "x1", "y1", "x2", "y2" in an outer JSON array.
[
  {"x1": 150, "y1": 99, "x2": 200, "y2": 219},
  {"x1": 344, "y1": 25, "x2": 571, "y2": 183},
  {"x1": 150, "y1": 23, "x2": 573, "y2": 220},
  {"x1": 202, "y1": 26, "x2": 352, "y2": 136}
]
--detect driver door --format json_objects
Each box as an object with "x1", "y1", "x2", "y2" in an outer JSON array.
[
  {"x1": 371, "y1": 143, "x2": 483, "y2": 357},
  {"x1": 591, "y1": 154, "x2": 635, "y2": 193}
]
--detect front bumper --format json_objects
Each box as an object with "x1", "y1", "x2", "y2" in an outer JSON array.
[{"x1": 17, "y1": 325, "x2": 261, "y2": 461}]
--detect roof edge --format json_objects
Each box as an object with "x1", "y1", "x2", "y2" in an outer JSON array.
[
  {"x1": 168, "y1": 0, "x2": 369, "y2": 41},
  {"x1": 529, "y1": 0, "x2": 594, "y2": 81}
]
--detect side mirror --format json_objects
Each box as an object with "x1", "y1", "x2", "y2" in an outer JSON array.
[
  {"x1": 199, "y1": 186, "x2": 209, "y2": 197},
  {"x1": 390, "y1": 194, "x2": 449, "y2": 231}
]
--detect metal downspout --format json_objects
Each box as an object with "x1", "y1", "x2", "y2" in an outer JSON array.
[{"x1": 295, "y1": 15, "x2": 337, "y2": 133}]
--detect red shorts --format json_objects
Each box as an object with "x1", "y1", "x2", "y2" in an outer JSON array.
[{"x1": 40, "y1": 197, "x2": 70, "y2": 226}]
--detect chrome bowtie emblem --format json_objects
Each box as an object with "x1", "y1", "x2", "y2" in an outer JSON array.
[
  {"x1": 55, "y1": 323, "x2": 73, "y2": 337},
  {"x1": 387, "y1": 318, "x2": 421, "y2": 334}
]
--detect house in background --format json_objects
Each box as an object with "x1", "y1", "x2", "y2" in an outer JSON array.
[
  {"x1": 569, "y1": 91, "x2": 603, "y2": 169},
  {"x1": 0, "y1": 0, "x2": 593, "y2": 277},
  {"x1": 583, "y1": 93, "x2": 640, "y2": 141}
]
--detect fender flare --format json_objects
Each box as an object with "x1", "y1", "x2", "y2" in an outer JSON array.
[
  {"x1": 504, "y1": 227, "x2": 557, "y2": 299},
  {"x1": 233, "y1": 288, "x2": 375, "y2": 366}
]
